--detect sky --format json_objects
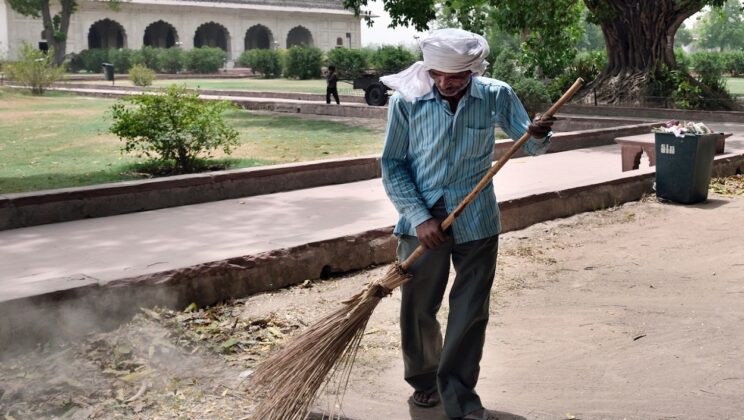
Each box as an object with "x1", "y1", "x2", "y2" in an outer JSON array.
[{"x1": 359, "y1": 1, "x2": 427, "y2": 48}]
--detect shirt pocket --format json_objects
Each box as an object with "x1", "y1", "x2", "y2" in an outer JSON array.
[{"x1": 461, "y1": 126, "x2": 495, "y2": 159}]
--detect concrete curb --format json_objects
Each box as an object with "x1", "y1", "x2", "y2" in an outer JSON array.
[
  {"x1": 39, "y1": 86, "x2": 389, "y2": 119},
  {"x1": 56, "y1": 82, "x2": 368, "y2": 104},
  {"x1": 1, "y1": 122, "x2": 659, "y2": 231},
  {"x1": 0, "y1": 157, "x2": 382, "y2": 230},
  {"x1": 493, "y1": 122, "x2": 662, "y2": 160},
  {"x1": 3, "y1": 153, "x2": 742, "y2": 350},
  {"x1": 0, "y1": 228, "x2": 397, "y2": 351},
  {"x1": 563, "y1": 104, "x2": 744, "y2": 123}
]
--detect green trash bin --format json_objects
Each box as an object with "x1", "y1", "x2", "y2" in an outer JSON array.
[
  {"x1": 654, "y1": 132, "x2": 718, "y2": 204},
  {"x1": 101, "y1": 63, "x2": 114, "y2": 83}
]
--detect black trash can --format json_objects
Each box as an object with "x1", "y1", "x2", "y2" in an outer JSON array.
[
  {"x1": 654, "y1": 132, "x2": 718, "y2": 204},
  {"x1": 101, "y1": 63, "x2": 114, "y2": 83}
]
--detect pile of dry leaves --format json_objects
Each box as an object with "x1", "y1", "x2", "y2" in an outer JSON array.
[
  {"x1": 710, "y1": 174, "x2": 744, "y2": 197},
  {"x1": 0, "y1": 299, "x2": 303, "y2": 419}
]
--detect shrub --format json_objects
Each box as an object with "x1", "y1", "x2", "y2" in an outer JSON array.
[
  {"x1": 326, "y1": 47, "x2": 369, "y2": 79},
  {"x1": 78, "y1": 48, "x2": 109, "y2": 73},
  {"x1": 159, "y1": 47, "x2": 185, "y2": 74},
  {"x1": 109, "y1": 49, "x2": 134, "y2": 73},
  {"x1": 66, "y1": 52, "x2": 85, "y2": 73},
  {"x1": 284, "y1": 45, "x2": 323, "y2": 79},
  {"x1": 139, "y1": 46, "x2": 161, "y2": 71},
  {"x1": 675, "y1": 48, "x2": 690, "y2": 73},
  {"x1": 370, "y1": 45, "x2": 416, "y2": 74},
  {"x1": 648, "y1": 66, "x2": 703, "y2": 109},
  {"x1": 110, "y1": 85, "x2": 239, "y2": 173},
  {"x1": 547, "y1": 50, "x2": 607, "y2": 101},
  {"x1": 573, "y1": 50, "x2": 607, "y2": 82},
  {"x1": 186, "y1": 47, "x2": 227, "y2": 73},
  {"x1": 128, "y1": 64, "x2": 156, "y2": 87},
  {"x1": 722, "y1": 51, "x2": 744, "y2": 76},
  {"x1": 691, "y1": 52, "x2": 726, "y2": 91},
  {"x1": 488, "y1": 49, "x2": 521, "y2": 82},
  {"x1": 237, "y1": 49, "x2": 282, "y2": 78},
  {"x1": 5, "y1": 43, "x2": 66, "y2": 95},
  {"x1": 511, "y1": 77, "x2": 551, "y2": 118},
  {"x1": 671, "y1": 71, "x2": 703, "y2": 110}
]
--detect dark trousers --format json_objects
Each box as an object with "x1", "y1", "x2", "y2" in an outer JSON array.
[
  {"x1": 397, "y1": 205, "x2": 499, "y2": 418},
  {"x1": 326, "y1": 87, "x2": 339, "y2": 104}
]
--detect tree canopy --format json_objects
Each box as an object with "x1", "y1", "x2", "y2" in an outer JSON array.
[
  {"x1": 695, "y1": 0, "x2": 744, "y2": 51},
  {"x1": 7, "y1": 0, "x2": 117, "y2": 65},
  {"x1": 343, "y1": 0, "x2": 736, "y2": 107}
]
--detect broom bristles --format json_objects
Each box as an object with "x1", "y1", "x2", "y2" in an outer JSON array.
[{"x1": 248, "y1": 264, "x2": 411, "y2": 420}]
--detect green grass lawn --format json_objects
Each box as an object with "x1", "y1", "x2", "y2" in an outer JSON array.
[
  {"x1": 0, "y1": 88, "x2": 382, "y2": 194},
  {"x1": 726, "y1": 77, "x2": 744, "y2": 97},
  {"x1": 80, "y1": 77, "x2": 360, "y2": 96}
]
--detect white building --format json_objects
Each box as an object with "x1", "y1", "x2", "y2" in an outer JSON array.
[{"x1": 0, "y1": 0, "x2": 362, "y2": 62}]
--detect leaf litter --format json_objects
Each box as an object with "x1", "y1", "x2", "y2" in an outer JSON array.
[{"x1": 0, "y1": 298, "x2": 303, "y2": 419}]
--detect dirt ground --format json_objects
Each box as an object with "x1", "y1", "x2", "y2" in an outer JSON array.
[{"x1": 1, "y1": 178, "x2": 743, "y2": 420}]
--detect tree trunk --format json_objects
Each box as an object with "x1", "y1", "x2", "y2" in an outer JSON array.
[
  {"x1": 580, "y1": 0, "x2": 735, "y2": 109},
  {"x1": 40, "y1": 0, "x2": 74, "y2": 66},
  {"x1": 55, "y1": 0, "x2": 74, "y2": 66}
]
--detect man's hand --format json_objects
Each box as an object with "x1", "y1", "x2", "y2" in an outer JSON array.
[
  {"x1": 415, "y1": 218, "x2": 447, "y2": 250},
  {"x1": 527, "y1": 113, "x2": 556, "y2": 138}
]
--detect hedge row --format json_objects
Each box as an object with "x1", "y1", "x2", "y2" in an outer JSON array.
[
  {"x1": 68, "y1": 46, "x2": 227, "y2": 74},
  {"x1": 688, "y1": 51, "x2": 744, "y2": 77},
  {"x1": 236, "y1": 45, "x2": 417, "y2": 80}
]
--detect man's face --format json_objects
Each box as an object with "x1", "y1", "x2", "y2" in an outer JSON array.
[{"x1": 428, "y1": 69, "x2": 472, "y2": 97}]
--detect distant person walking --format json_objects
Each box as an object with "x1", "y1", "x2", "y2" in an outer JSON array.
[{"x1": 326, "y1": 65, "x2": 340, "y2": 105}]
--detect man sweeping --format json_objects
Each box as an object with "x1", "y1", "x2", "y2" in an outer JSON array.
[{"x1": 380, "y1": 28, "x2": 554, "y2": 420}]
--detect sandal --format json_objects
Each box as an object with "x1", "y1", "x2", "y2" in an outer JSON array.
[{"x1": 410, "y1": 387, "x2": 440, "y2": 408}]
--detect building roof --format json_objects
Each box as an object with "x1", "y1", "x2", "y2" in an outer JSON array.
[
  {"x1": 180, "y1": 0, "x2": 345, "y2": 9},
  {"x1": 124, "y1": 0, "x2": 352, "y2": 13}
]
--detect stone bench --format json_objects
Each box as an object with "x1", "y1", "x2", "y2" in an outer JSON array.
[{"x1": 615, "y1": 132, "x2": 731, "y2": 172}]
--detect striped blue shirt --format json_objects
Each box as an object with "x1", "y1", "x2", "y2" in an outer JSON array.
[{"x1": 381, "y1": 76, "x2": 551, "y2": 243}]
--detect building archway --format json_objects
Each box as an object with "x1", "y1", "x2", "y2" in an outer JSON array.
[
  {"x1": 88, "y1": 19, "x2": 126, "y2": 49},
  {"x1": 143, "y1": 20, "x2": 178, "y2": 48},
  {"x1": 194, "y1": 22, "x2": 229, "y2": 52},
  {"x1": 286, "y1": 26, "x2": 313, "y2": 48},
  {"x1": 244, "y1": 24, "x2": 273, "y2": 50}
]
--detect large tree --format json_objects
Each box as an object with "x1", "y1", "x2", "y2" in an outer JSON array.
[
  {"x1": 581, "y1": 0, "x2": 730, "y2": 106},
  {"x1": 344, "y1": 0, "x2": 736, "y2": 108},
  {"x1": 7, "y1": 0, "x2": 117, "y2": 66}
]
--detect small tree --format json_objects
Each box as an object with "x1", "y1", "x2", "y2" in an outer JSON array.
[
  {"x1": 186, "y1": 47, "x2": 227, "y2": 73},
  {"x1": 284, "y1": 46, "x2": 323, "y2": 79},
  {"x1": 78, "y1": 48, "x2": 109, "y2": 73},
  {"x1": 238, "y1": 49, "x2": 282, "y2": 78},
  {"x1": 370, "y1": 45, "x2": 416, "y2": 74},
  {"x1": 159, "y1": 47, "x2": 185, "y2": 74},
  {"x1": 109, "y1": 49, "x2": 134, "y2": 73},
  {"x1": 110, "y1": 85, "x2": 239, "y2": 173},
  {"x1": 5, "y1": 42, "x2": 66, "y2": 94},
  {"x1": 326, "y1": 47, "x2": 369, "y2": 79}
]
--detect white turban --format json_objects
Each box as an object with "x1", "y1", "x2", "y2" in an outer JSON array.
[{"x1": 380, "y1": 28, "x2": 490, "y2": 101}]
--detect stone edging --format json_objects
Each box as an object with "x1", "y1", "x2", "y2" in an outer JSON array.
[
  {"x1": 56, "y1": 82, "x2": 368, "y2": 104},
  {"x1": 0, "y1": 157, "x2": 381, "y2": 230},
  {"x1": 493, "y1": 122, "x2": 662, "y2": 160},
  {"x1": 562, "y1": 104, "x2": 744, "y2": 123},
  {"x1": 0, "y1": 123, "x2": 660, "y2": 231}
]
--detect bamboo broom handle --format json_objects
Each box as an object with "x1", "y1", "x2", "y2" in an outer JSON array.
[{"x1": 400, "y1": 78, "x2": 585, "y2": 271}]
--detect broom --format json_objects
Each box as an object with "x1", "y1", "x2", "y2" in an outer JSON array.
[{"x1": 247, "y1": 77, "x2": 585, "y2": 420}]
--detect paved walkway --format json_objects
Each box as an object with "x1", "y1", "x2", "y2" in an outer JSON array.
[{"x1": 2, "y1": 129, "x2": 743, "y2": 303}]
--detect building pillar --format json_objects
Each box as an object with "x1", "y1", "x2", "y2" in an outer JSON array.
[{"x1": 0, "y1": 0, "x2": 9, "y2": 59}]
